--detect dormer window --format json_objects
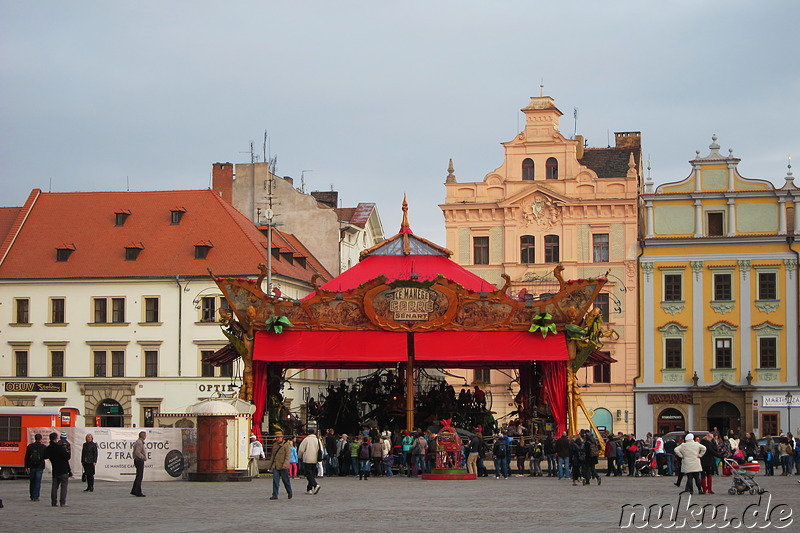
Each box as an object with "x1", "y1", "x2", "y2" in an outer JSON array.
[
  {"x1": 56, "y1": 243, "x2": 76, "y2": 262},
  {"x1": 296, "y1": 256, "x2": 307, "y2": 268},
  {"x1": 194, "y1": 241, "x2": 213, "y2": 259},
  {"x1": 115, "y1": 210, "x2": 131, "y2": 226},
  {"x1": 171, "y1": 207, "x2": 187, "y2": 225},
  {"x1": 280, "y1": 251, "x2": 294, "y2": 264},
  {"x1": 125, "y1": 242, "x2": 144, "y2": 261}
]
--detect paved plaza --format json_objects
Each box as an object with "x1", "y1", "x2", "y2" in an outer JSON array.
[{"x1": 1, "y1": 472, "x2": 798, "y2": 532}]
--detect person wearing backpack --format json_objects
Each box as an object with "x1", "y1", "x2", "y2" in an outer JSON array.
[
  {"x1": 358, "y1": 436, "x2": 372, "y2": 480},
  {"x1": 410, "y1": 433, "x2": 428, "y2": 477},
  {"x1": 493, "y1": 436, "x2": 509, "y2": 479},
  {"x1": 25, "y1": 433, "x2": 47, "y2": 502},
  {"x1": 584, "y1": 433, "x2": 602, "y2": 485}
]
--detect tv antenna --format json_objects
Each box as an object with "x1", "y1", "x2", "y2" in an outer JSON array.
[{"x1": 300, "y1": 170, "x2": 313, "y2": 193}]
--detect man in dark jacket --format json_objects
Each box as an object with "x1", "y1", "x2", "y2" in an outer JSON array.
[
  {"x1": 44, "y1": 432, "x2": 71, "y2": 507},
  {"x1": 81, "y1": 433, "x2": 99, "y2": 492},
  {"x1": 25, "y1": 433, "x2": 47, "y2": 501},
  {"x1": 555, "y1": 431, "x2": 571, "y2": 480},
  {"x1": 544, "y1": 434, "x2": 556, "y2": 477}
]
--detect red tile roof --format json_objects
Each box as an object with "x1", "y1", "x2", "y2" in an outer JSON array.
[{"x1": 0, "y1": 189, "x2": 330, "y2": 283}]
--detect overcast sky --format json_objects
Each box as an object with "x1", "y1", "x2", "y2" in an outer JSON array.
[{"x1": 1, "y1": 1, "x2": 797, "y2": 245}]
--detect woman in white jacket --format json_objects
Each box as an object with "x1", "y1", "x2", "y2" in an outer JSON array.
[{"x1": 674, "y1": 433, "x2": 706, "y2": 495}]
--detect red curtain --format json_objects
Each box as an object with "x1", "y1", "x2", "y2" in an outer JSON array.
[
  {"x1": 251, "y1": 361, "x2": 268, "y2": 438},
  {"x1": 541, "y1": 360, "x2": 567, "y2": 436}
]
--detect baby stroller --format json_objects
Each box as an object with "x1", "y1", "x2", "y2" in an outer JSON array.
[
  {"x1": 724, "y1": 458, "x2": 765, "y2": 495},
  {"x1": 635, "y1": 451, "x2": 656, "y2": 477}
]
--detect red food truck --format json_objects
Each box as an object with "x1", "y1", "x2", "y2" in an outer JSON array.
[{"x1": 0, "y1": 406, "x2": 81, "y2": 479}]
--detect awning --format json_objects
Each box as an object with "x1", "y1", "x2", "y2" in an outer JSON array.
[
  {"x1": 582, "y1": 349, "x2": 617, "y2": 367},
  {"x1": 253, "y1": 330, "x2": 568, "y2": 368}
]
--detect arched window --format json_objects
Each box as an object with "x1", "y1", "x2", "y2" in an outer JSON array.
[
  {"x1": 546, "y1": 157, "x2": 558, "y2": 180},
  {"x1": 520, "y1": 235, "x2": 535, "y2": 263},
  {"x1": 522, "y1": 158, "x2": 535, "y2": 180},
  {"x1": 544, "y1": 235, "x2": 559, "y2": 262}
]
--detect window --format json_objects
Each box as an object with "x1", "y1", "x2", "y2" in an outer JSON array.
[
  {"x1": 51, "y1": 298, "x2": 65, "y2": 324},
  {"x1": 0, "y1": 415, "x2": 21, "y2": 442},
  {"x1": 125, "y1": 247, "x2": 141, "y2": 261},
  {"x1": 15, "y1": 350, "x2": 28, "y2": 377},
  {"x1": 171, "y1": 209, "x2": 185, "y2": 225},
  {"x1": 546, "y1": 157, "x2": 558, "y2": 179},
  {"x1": 592, "y1": 234, "x2": 609, "y2": 262},
  {"x1": 520, "y1": 235, "x2": 535, "y2": 263},
  {"x1": 473, "y1": 236, "x2": 489, "y2": 265},
  {"x1": 758, "y1": 272, "x2": 777, "y2": 300},
  {"x1": 56, "y1": 247, "x2": 74, "y2": 262},
  {"x1": 707, "y1": 212, "x2": 724, "y2": 236},
  {"x1": 594, "y1": 293, "x2": 610, "y2": 322},
  {"x1": 144, "y1": 297, "x2": 159, "y2": 323},
  {"x1": 522, "y1": 158, "x2": 535, "y2": 180},
  {"x1": 14, "y1": 298, "x2": 30, "y2": 324},
  {"x1": 94, "y1": 351, "x2": 107, "y2": 377},
  {"x1": 474, "y1": 369, "x2": 491, "y2": 383},
  {"x1": 145, "y1": 351, "x2": 158, "y2": 377},
  {"x1": 544, "y1": 235, "x2": 559, "y2": 263},
  {"x1": 94, "y1": 297, "x2": 126, "y2": 323},
  {"x1": 220, "y1": 361, "x2": 233, "y2": 378},
  {"x1": 51, "y1": 350, "x2": 64, "y2": 377},
  {"x1": 759, "y1": 338, "x2": 777, "y2": 369},
  {"x1": 593, "y1": 363, "x2": 611, "y2": 383},
  {"x1": 713, "y1": 273, "x2": 732, "y2": 301},
  {"x1": 195, "y1": 243, "x2": 212, "y2": 259},
  {"x1": 664, "y1": 275, "x2": 682, "y2": 301},
  {"x1": 112, "y1": 298, "x2": 125, "y2": 322},
  {"x1": 714, "y1": 338, "x2": 732, "y2": 368},
  {"x1": 665, "y1": 338, "x2": 682, "y2": 369},
  {"x1": 201, "y1": 297, "x2": 217, "y2": 322},
  {"x1": 115, "y1": 211, "x2": 130, "y2": 226},
  {"x1": 93, "y1": 298, "x2": 107, "y2": 323},
  {"x1": 111, "y1": 350, "x2": 125, "y2": 377},
  {"x1": 201, "y1": 350, "x2": 215, "y2": 377}
]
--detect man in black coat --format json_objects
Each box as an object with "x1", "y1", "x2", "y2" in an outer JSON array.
[
  {"x1": 44, "y1": 432, "x2": 71, "y2": 507},
  {"x1": 25, "y1": 433, "x2": 47, "y2": 501},
  {"x1": 555, "y1": 431, "x2": 571, "y2": 480}
]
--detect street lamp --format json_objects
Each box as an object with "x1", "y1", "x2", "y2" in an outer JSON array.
[{"x1": 786, "y1": 391, "x2": 793, "y2": 435}]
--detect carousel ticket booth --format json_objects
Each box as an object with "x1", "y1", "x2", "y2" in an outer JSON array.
[{"x1": 158, "y1": 398, "x2": 253, "y2": 482}]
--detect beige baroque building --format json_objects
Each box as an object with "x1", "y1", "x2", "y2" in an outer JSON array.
[{"x1": 440, "y1": 94, "x2": 641, "y2": 435}]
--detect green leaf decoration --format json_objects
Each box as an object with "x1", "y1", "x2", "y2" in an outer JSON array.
[
  {"x1": 265, "y1": 315, "x2": 294, "y2": 334},
  {"x1": 529, "y1": 312, "x2": 557, "y2": 338}
]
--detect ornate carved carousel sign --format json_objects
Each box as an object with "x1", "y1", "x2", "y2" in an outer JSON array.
[{"x1": 214, "y1": 268, "x2": 606, "y2": 335}]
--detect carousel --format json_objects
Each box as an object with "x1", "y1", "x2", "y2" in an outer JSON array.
[{"x1": 206, "y1": 199, "x2": 615, "y2": 447}]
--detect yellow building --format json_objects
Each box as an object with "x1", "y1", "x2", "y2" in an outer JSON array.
[
  {"x1": 637, "y1": 137, "x2": 799, "y2": 437},
  {"x1": 440, "y1": 93, "x2": 641, "y2": 435}
]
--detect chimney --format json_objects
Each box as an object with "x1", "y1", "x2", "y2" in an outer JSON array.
[
  {"x1": 614, "y1": 132, "x2": 641, "y2": 149},
  {"x1": 575, "y1": 135, "x2": 585, "y2": 159},
  {"x1": 212, "y1": 163, "x2": 234, "y2": 204},
  {"x1": 284, "y1": 176, "x2": 294, "y2": 186}
]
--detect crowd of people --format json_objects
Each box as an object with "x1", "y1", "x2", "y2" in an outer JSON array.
[{"x1": 258, "y1": 424, "x2": 800, "y2": 497}]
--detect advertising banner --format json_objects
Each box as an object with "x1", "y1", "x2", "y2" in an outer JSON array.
[
  {"x1": 762, "y1": 395, "x2": 800, "y2": 407},
  {"x1": 28, "y1": 427, "x2": 197, "y2": 482}
]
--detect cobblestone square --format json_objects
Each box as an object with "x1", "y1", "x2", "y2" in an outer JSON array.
[{"x1": 2, "y1": 472, "x2": 798, "y2": 532}]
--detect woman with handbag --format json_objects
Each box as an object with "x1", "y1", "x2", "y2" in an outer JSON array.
[{"x1": 81, "y1": 433, "x2": 98, "y2": 492}]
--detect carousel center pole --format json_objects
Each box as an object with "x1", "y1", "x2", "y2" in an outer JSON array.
[{"x1": 406, "y1": 332, "x2": 415, "y2": 431}]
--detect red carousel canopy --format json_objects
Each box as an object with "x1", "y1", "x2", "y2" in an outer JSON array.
[{"x1": 253, "y1": 330, "x2": 568, "y2": 368}]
